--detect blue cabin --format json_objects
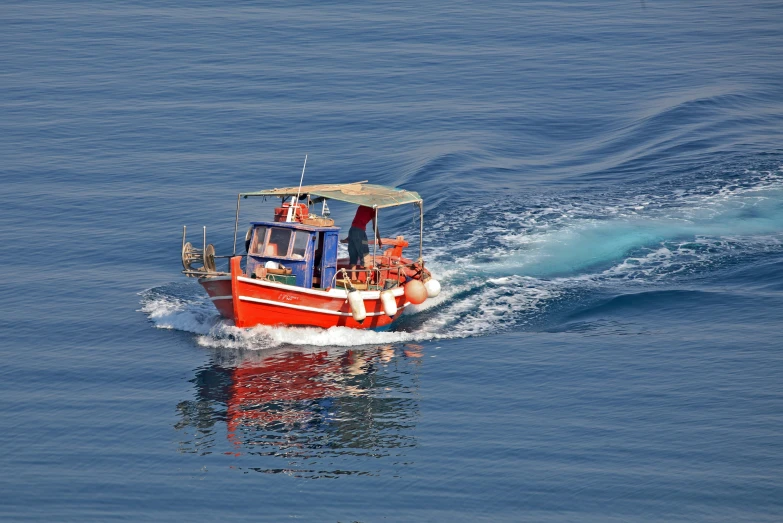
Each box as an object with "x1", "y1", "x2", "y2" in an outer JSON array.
[{"x1": 245, "y1": 221, "x2": 340, "y2": 289}]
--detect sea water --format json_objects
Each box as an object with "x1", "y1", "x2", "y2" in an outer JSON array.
[{"x1": 2, "y1": 1, "x2": 783, "y2": 521}]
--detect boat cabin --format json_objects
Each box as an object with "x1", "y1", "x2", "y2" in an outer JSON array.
[{"x1": 245, "y1": 221, "x2": 340, "y2": 289}]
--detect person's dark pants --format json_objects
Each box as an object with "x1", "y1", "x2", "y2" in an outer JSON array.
[{"x1": 348, "y1": 226, "x2": 369, "y2": 266}]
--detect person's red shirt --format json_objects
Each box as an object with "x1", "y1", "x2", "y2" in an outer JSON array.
[{"x1": 351, "y1": 206, "x2": 375, "y2": 229}]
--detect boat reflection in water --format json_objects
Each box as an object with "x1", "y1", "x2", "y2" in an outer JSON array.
[{"x1": 175, "y1": 343, "x2": 423, "y2": 477}]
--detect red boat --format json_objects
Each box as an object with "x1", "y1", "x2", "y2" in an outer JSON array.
[{"x1": 181, "y1": 181, "x2": 440, "y2": 330}]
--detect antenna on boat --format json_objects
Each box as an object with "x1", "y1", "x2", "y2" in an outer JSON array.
[{"x1": 287, "y1": 154, "x2": 308, "y2": 222}]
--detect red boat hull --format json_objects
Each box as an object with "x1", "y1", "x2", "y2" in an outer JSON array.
[{"x1": 199, "y1": 257, "x2": 408, "y2": 329}]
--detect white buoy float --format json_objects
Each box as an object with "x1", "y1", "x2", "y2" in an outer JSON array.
[
  {"x1": 424, "y1": 278, "x2": 441, "y2": 298},
  {"x1": 347, "y1": 288, "x2": 366, "y2": 323},
  {"x1": 380, "y1": 290, "x2": 398, "y2": 317}
]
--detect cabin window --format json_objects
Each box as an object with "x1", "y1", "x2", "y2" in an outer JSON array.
[
  {"x1": 250, "y1": 226, "x2": 268, "y2": 254},
  {"x1": 266, "y1": 228, "x2": 293, "y2": 257},
  {"x1": 291, "y1": 231, "x2": 310, "y2": 259}
]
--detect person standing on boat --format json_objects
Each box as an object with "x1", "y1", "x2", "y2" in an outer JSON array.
[{"x1": 342, "y1": 205, "x2": 382, "y2": 280}]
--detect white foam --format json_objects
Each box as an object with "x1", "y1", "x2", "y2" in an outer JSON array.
[
  {"x1": 195, "y1": 323, "x2": 440, "y2": 351},
  {"x1": 139, "y1": 291, "x2": 219, "y2": 335}
]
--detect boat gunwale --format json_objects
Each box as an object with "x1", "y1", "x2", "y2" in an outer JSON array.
[{"x1": 200, "y1": 274, "x2": 407, "y2": 300}]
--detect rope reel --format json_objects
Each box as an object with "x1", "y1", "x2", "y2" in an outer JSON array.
[{"x1": 182, "y1": 242, "x2": 216, "y2": 276}]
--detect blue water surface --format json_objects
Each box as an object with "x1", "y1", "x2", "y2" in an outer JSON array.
[{"x1": 2, "y1": 1, "x2": 783, "y2": 521}]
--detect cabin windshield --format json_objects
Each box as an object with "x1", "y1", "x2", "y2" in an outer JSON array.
[
  {"x1": 291, "y1": 231, "x2": 309, "y2": 259},
  {"x1": 250, "y1": 226, "x2": 268, "y2": 254},
  {"x1": 250, "y1": 225, "x2": 293, "y2": 257},
  {"x1": 266, "y1": 227, "x2": 293, "y2": 257}
]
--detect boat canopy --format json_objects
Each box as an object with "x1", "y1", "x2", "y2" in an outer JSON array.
[{"x1": 241, "y1": 182, "x2": 422, "y2": 209}]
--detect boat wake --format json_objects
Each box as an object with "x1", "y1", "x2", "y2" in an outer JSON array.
[{"x1": 140, "y1": 162, "x2": 783, "y2": 348}]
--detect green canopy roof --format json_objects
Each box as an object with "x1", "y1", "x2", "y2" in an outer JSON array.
[{"x1": 241, "y1": 182, "x2": 422, "y2": 209}]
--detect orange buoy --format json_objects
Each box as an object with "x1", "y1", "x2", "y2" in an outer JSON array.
[{"x1": 405, "y1": 279, "x2": 428, "y2": 305}]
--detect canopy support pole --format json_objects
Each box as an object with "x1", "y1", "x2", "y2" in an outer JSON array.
[
  {"x1": 232, "y1": 193, "x2": 241, "y2": 256},
  {"x1": 418, "y1": 201, "x2": 424, "y2": 261},
  {"x1": 373, "y1": 206, "x2": 378, "y2": 263}
]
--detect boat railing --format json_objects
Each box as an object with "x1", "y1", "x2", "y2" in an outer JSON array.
[
  {"x1": 182, "y1": 269, "x2": 230, "y2": 277},
  {"x1": 330, "y1": 259, "x2": 423, "y2": 291}
]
